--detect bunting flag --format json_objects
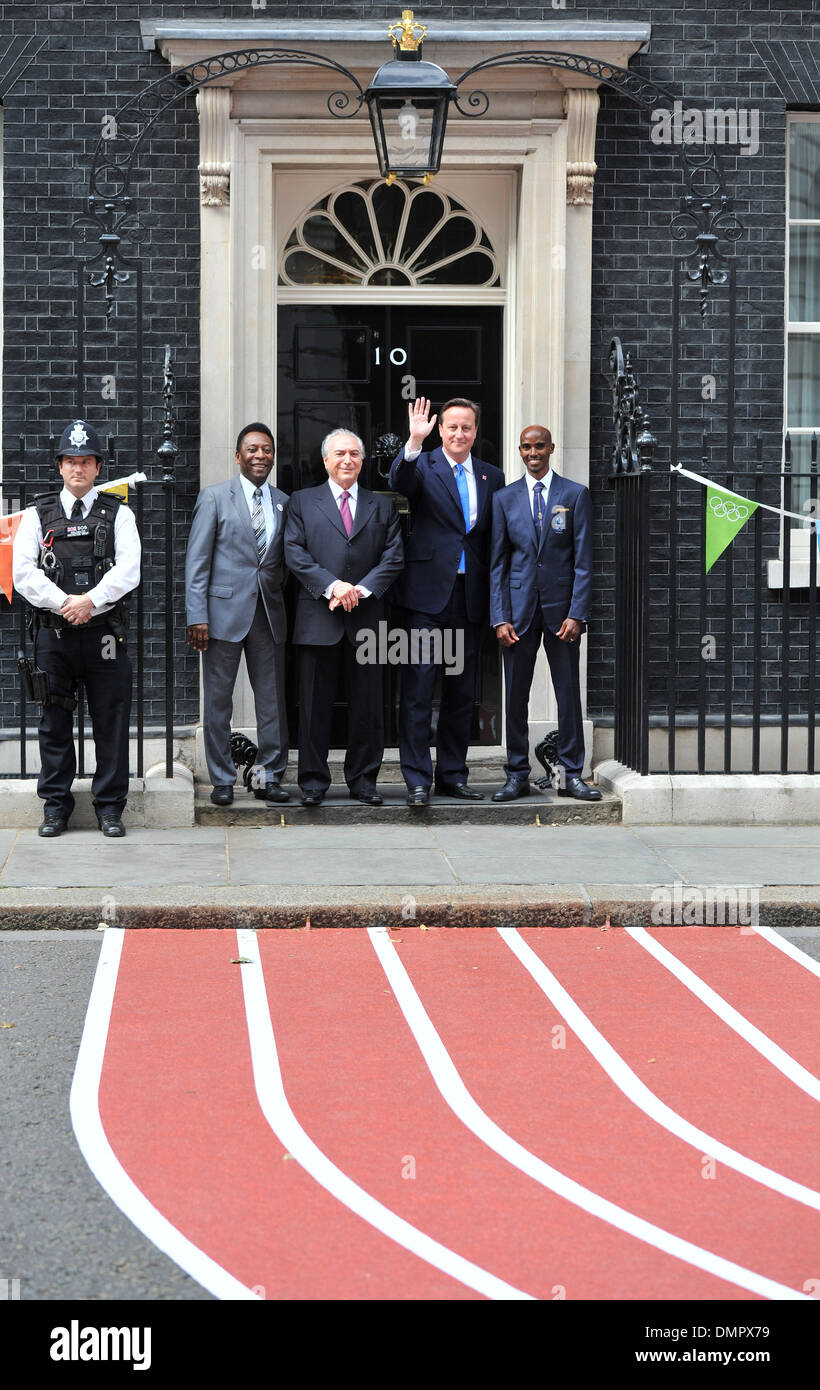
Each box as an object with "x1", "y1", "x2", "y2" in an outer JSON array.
[
  {"x1": 0, "y1": 473, "x2": 147, "y2": 603},
  {"x1": 672, "y1": 465, "x2": 816, "y2": 572},
  {"x1": 0, "y1": 511, "x2": 23, "y2": 603},
  {"x1": 705, "y1": 483, "x2": 758, "y2": 572}
]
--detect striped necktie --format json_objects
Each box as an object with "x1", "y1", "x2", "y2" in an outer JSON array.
[
  {"x1": 533, "y1": 480, "x2": 545, "y2": 539},
  {"x1": 251, "y1": 487, "x2": 267, "y2": 560}
]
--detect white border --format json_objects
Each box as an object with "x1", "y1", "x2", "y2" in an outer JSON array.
[
  {"x1": 237, "y1": 928, "x2": 532, "y2": 1300},
  {"x1": 368, "y1": 926, "x2": 809, "y2": 1301},
  {"x1": 628, "y1": 927, "x2": 820, "y2": 1103},
  {"x1": 500, "y1": 927, "x2": 820, "y2": 1211},
  {"x1": 70, "y1": 928, "x2": 260, "y2": 1301}
]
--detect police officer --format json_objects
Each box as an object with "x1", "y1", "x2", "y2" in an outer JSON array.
[{"x1": 12, "y1": 420, "x2": 141, "y2": 837}]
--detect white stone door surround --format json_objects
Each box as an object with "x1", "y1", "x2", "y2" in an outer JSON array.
[{"x1": 143, "y1": 18, "x2": 649, "y2": 745}]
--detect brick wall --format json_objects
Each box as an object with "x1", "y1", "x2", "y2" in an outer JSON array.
[{"x1": 1, "y1": 1, "x2": 816, "y2": 732}]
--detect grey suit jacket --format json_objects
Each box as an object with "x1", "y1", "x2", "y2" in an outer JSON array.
[{"x1": 185, "y1": 476, "x2": 289, "y2": 642}]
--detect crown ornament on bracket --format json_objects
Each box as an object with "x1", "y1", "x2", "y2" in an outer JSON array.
[{"x1": 389, "y1": 10, "x2": 427, "y2": 56}]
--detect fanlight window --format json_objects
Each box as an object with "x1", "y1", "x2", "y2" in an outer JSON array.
[{"x1": 279, "y1": 179, "x2": 500, "y2": 288}]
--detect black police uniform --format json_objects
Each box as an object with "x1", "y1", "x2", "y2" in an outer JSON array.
[
  {"x1": 15, "y1": 420, "x2": 140, "y2": 831},
  {"x1": 31, "y1": 489, "x2": 134, "y2": 822}
]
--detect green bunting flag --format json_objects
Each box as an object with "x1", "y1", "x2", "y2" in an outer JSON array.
[{"x1": 705, "y1": 484, "x2": 758, "y2": 573}]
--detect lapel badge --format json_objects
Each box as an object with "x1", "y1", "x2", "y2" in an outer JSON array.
[
  {"x1": 552, "y1": 505, "x2": 567, "y2": 533},
  {"x1": 277, "y1": 502, "x2": 283, "y2": 510}
]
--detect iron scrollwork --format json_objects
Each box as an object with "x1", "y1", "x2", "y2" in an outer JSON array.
[
  {"x1": 78, "y1": 43, "x2": 744, "y2": 321},
  {"x1": 452, "y1": 50, "x2": 744, "y2": 316},
  {"x1": 453, "y1": 49, "x2": 671, "y2": 118},
  {"x1": 607, "y1": 336, "x2": 657, "y2": 477},
  {"x1": 157, "y1": 346, "x2": 179, "y2": 483},
  {"x1": 82, "y1": 48, "x2": 366, "y2": 315},
  {"x1": 670, "y1": 143, "x2": 744, "y2": 320}
]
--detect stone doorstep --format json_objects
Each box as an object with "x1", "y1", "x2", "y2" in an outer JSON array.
[
  {"x1": 195, "y1": 783, "x2": 621, "y2": 826},
  {"x1": 595, "y1": 761, "x2": 820, "y2": 825},
  {"x1": 2, "y1": 885, "x2": 819, "y2": 931}
]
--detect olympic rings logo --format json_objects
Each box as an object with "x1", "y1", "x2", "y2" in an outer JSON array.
[{"x1": 709, "y1": 495, "x2": 749, "y2": 523}]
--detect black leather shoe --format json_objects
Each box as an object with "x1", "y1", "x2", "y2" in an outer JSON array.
[
  {"x1": 558, "y1": 773, "x2": 602, "y2": 802},
  {"x1": 300, "y1": 791, "x2": 324, "y2": 807},
  {"x1": 98, "y1": 814, "x2": 126, "y2": 837},
  {"x1": 38, "y1": 813, "x2": 68, "y2": 838},
  {"x1": 406, "y1": 785, "x2": 430, "y2": 807},
  {"x1": 254, "y1": 781, "x2": 290, "y2": 803},
  {"x1": 350, "y1": 789, "x2": 383, "y2": 806},
  {"x1": 210, "y1": 785, "x2": 234, "y2": 806},
  {"x1": 492, "y1": 776, "x2": 531, "y2": 803},
  {"x1": 434, "y1": 780, "x2": 485, "y2": 801}
]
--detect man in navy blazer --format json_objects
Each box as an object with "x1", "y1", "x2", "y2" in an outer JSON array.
[
  {"x1": 490, "y1": 424, "x2": 601, "y2": 802},
  {"x1": 389, "y1": 397, "x2": 505, "y2": 805},
  {"x1": 284, "y1": 429, "x2": 404, "y2": 806}
]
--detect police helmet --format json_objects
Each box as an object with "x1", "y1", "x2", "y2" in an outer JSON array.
[{"x1": 56, "y1": 420, "x2": 104, "y2": 461}]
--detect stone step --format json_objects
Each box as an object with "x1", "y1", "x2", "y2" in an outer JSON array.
[{"x1": 195, "y1": 782, "x2": 621, "y2": 826}]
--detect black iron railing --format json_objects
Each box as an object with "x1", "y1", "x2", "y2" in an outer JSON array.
[
  {"x1": 2, "y1": 472, "x2": 177, "y2": 781},
  {"x1": 610, "y1": 369, "x2": 820, "y2": 775},
  {"x1": 2, "y1": 351, "x2": 179, "y2": 780}
]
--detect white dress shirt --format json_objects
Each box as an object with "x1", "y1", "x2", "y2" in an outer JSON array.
[
  {"x1": 238, "y1": 470, "x2": 276, "y2": 549},
  {"x1": 323, "y1": 479, "x2": 371, "y2": 599},
  {"x1": 12, "y1": 485, "x2": 141, "y2": 616}
]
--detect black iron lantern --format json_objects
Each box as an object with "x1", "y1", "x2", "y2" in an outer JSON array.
[{"x1": 366, "y1": 10, "x2": 456, "y2": 183}]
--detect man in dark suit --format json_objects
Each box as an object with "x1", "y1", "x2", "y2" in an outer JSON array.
[
  {"x1": 185, "y1": 422, "x2": 290, "y2": 806},
  {"x1": 284, "y1": 429, "x2": 404, "y2": 806},
  {"x1": 490, "y1": 423, "x2": 601, "y2": 802},
  {"x1": 389, "y1": 397, "x2": 505, "y2": 806}
]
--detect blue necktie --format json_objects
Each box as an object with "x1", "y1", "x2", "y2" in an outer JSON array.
[{"x1": 454, "y1": 463, "x2": 471, "y2": 575}]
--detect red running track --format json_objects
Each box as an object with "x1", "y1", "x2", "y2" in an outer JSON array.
[{"x1": 82, "y1": 926, "x2": 820, "y2": 1301}]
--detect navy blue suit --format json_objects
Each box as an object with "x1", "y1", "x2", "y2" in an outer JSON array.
[
  {"x1": 389, "y1": 445, "x2": 505, "y2": 788},
  {"x1": 490, "y1": 471, "x2": 593, "y2": 779}
]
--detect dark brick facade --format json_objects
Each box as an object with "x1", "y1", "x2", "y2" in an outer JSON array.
[{"x1": 1, "y1": 1, "x2": 817, "y2": 733}]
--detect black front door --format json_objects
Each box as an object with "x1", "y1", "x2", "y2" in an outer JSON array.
[{"x1": 277, "y1": 304, "x2": 503, "y2": 748}]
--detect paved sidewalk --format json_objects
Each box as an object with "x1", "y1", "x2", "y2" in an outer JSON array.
[{"x1": 2, "y1": 822, "x2": 820, "y2": 929}]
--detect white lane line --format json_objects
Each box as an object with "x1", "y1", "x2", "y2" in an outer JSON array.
[
  {"x1": 499, "y1": 927, "x2": 820, "y2": 1212},
  {"x1": 69, "y1": 928, "x2": 259, "y2": 1301},
  {"x1": 751, "y1": 926, "x2": 820, "y2": 981},
  {"x1": 627, "y1": 927, "x2": 820, "y2": 1104},
  {"x1": 236, "y1": 928, "x2": 531, "y2": 1301},
  {"x1": 368, "y1": 926, "x2": 809, "y2": 1302}
]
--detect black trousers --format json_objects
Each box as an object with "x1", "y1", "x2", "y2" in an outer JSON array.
[
  {"x1": 503, "y1": 606, "x2": 584, "y2": 778},
  {"x1": 398, "y1": 576, "x2": 483, "y2": 789},
  {"x1": 35, "y1": 623, "x2": 132, "y2": 818},
  {"x1": 296, "y1": 636, "x2": 384, "y2": 796}
]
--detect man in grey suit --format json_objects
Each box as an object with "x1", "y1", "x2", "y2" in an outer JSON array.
[
  {"x1": 284, "y1": 430, "x2": 404, "y2": 806},
  {"x1": 185, "y1": 423, "x2": 290, "y2": 806}
]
